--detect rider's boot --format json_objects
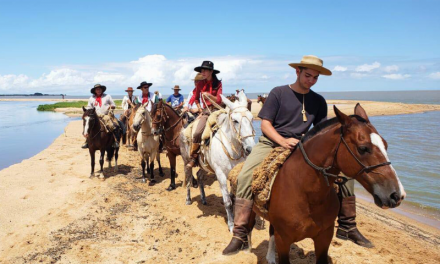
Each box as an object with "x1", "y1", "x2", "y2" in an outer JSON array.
[
  {"x1": 336, "y1": 196, "x2": 374, "y2": 248},
  {"x1": 112, "y1": 129, "x2": 120, "y2": 148},
  {"x1": 186, "y1": 143, "x2": 200, "y2": 168},
  {"x1": 222, "y1": 198, "x2": 254, "y2": 255},
  {"x1": 81, "y1": 140, "x2": 89, "y2": 149}
]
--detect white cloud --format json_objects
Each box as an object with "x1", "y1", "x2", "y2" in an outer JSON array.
[
  {"x1": 333, "y1": 65, "x2": 347, "y2": 72},
  {"x1": 356, "y1": 62, "x2": 381, "y2": 72},
  {"x1": 351, "y1": 73, "x2": 368, "y2": 78},
  {"x1": 429, "y1": 72, "x2": 440, "y2": 79},
  {"x1": 382, "y1": 74, "x2": 411, "y2": 80},
  {"x1": 384, "y1": 65, "x2": 399, "y2": 72},
  {"x1": 0, "y1": 74, "x2": 29, "y2": 90}
]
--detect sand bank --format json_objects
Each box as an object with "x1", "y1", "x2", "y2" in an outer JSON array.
[{"x1": 0, "y1": 120, "x2": 439, "y2": 263}]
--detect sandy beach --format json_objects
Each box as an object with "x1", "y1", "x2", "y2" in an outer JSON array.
[{"x1": 0, "y1": 103, "x2": 439, "y2": 263}]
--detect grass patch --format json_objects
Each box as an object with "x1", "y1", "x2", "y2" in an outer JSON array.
[{"x1": 37, "y1": 100, "x2": 122, "y2": 111}]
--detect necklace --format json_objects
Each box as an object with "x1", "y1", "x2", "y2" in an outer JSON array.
[{"x1": 289, "y1": 84, "x2": 308, "y2": 122}]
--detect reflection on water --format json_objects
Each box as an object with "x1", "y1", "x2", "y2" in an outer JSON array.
[
  {"x1": 253, "y1": 111, "x2": 440, "y2": 215},
  {"x1": 0, "y1": 101, "x2": 79, "y2": 170}
]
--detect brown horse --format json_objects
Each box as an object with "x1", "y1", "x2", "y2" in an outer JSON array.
[
  {"x1": 151, "y1": 100, "x2": 197, "y2": 191},
  {"x1": 82, "y1": 107, "x2": 120, "y2": 180},
  {"x1": 246, "y1": 104, "x2": 405, "y2": 264},
  {"x1": 257, "y1": 94, "x2": 266, "y2": 104}
]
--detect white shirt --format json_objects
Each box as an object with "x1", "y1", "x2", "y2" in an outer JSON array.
[
  {"x1": 87, "y1": 93, "x2": 115, "y2": 115},
  {"x1": 184, "y1": 90, "x2": 203, "y2": 110},
  {"x1": 139, "y1": 92, "x2": 162, "y2": 112},
  {"x1": 122, "y1": 95, "x2": 139, "y2": 110}
]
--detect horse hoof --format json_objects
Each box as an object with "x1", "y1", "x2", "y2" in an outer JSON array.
[
  {"x1": 159, "y1": 172, "x2": 165, "y2": 177},
  {"x1": 186, "y1": 200, "x2": 192, "y2": 205},
  {"x1": 149, "y1": 181, "x2": 155, "y2": 186},
  {"x1": 201, "y1": 200, "x2": 207, "y2": 205},
  {"x1": 142, "y1": 178, "x2": 146, "y2": 183},
  {"x1": 99, "y1": 174, "x2": 105, "y2": 181},
  {"x1": 89, "y1": 174, "x2": 95, "y2": 179},
  {"x1": 114, "y1": 166, "x2": 118, "y2": 173},
  {"x1": 166, "y1": 185, "x2": 176, "y2": 191}
]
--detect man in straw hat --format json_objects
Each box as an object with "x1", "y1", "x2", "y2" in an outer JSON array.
[
  {"x1": 223, "y1": 55, "x2": 372, "y2": 255},
  {"x1": 166, "y1": 85, "x2": 184, "y2": 113},
  {"x1": 82, "y1": 84, "x2": 123, "y2": 149},
  {"x1": 122, "y1": 87, "x2": 139, "y2": 114}
]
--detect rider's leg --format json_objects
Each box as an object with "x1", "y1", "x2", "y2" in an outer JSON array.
[
  {"x1": 223, "y1": 136, "x2": 276, "y2": 255},
  {"x1": 186, "y1": 114, "x2": 208, "y2": 168},
  {"x1": 336, "y1": 180, "x2": 374, "y2": 248}
]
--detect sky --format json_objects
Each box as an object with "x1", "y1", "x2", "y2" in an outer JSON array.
[{"x1": 0, "y1": 0, "x2": 439, "y2": 95}]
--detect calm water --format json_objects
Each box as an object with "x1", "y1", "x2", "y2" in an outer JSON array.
[
  {"x1": 253, "y1": 111, "x2": 440, "y2": 216},
  {"x1": 0, "y1": 101, "x2": 78, "y2": 170}
]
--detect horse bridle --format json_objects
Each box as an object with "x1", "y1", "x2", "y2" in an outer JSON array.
[
  {"x1": 228, "y1": 106, "x2": 256, "y2": 142},
  {"x1": 298, "y1": 127, "x2": 391, "y2": 186},
  {"x1": 84, "y1": 113, "x2": 102, "y2": 140}
]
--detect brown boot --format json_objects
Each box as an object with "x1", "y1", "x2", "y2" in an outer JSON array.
[
  {"x1": 222, "y1": 198, "x2": 254, "y2": 255},
  {"x1": 336, "y1": 196, "x2": 374, "y2": 248},
  {"x1": 186, "y1": 143, "x2": 200, "y2": 169}
]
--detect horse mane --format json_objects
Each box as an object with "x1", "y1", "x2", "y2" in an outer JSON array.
[
  {"x1": 161, "y1": 102, "x2": 180, "y2": 117},
  {"x1": 301, "y1": 115, "x2": 367, "y2": 143}
]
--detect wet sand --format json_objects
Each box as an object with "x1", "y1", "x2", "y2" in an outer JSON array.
[{"x1": 0, "y1": 116, "x2": 439, "y2": 263}]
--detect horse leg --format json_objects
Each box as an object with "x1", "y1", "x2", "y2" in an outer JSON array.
[
  {"x1": 114, "y1": 146, "x2": 119, "y2": 172},
  {"x1": 146, "y1": 156, "x2": 151, "y2": 174},
  {"x1": 196, "y1": 169, "x2": 207, "y2": 205},
  {"x1": 140, "y1": 159, "x2": 146, "y2": 183},
  {"x1": 184, "y1": 166, "x2": 192, "y2": 204},
  {"x1": 166, "y1": 154, "x2": 177, "y2": 191},
  {"x1": 157, "y1": 154, "x2": 164, "y2": 177},
  {"x1": 266, "y1": 224, "x2": 277, "y2": 264},
  {"x1": 313, "y1": 225, "x2": 334, "y2": 264},
  {"x1": 149, "y1": 158, "x2": 156, "y2": 186},
  {"x1": 89, "y1": 149, "x2": 95, "y2": 178},
  {"x1": 99, "y1": 150, "x2": 105, "y2": 180},
  {"x1": 274, "y1": 232, "x2": 291, "y2": 264},
  {"x1": 215, "y1": 169, "x2": 234, "y2": 233}
]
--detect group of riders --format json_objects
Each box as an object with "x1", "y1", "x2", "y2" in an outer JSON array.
[{"x1": 82, "y1": 56, "x2": 375, "y2": 256}]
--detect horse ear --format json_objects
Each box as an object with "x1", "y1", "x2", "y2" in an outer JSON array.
[
  {"x1": 220, "y1": 94, "x2": 234, "y2": 109},
  {"x1": 237, "y1": 91, "x2": 247, "y2": 107},
  {"x1": 82, "y1": 106, "x2": 86, "y2": 112},
  {"x1": 334, "y1": 105, "x2": 352, "y2": 128},
  {"x1": 354, "y1": 103, "x2": 370, "y2": 123}
]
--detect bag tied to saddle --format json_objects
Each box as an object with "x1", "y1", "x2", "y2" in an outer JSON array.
[{"x1": 229, "y1": 146, "x2": 292, "y2": 215}]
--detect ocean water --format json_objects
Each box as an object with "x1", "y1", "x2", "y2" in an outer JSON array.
[
  {"x1": 0, "y1": 101, "x2": 79, "y2": 170},
  {"x1": 253, "y1": 111, "x2": 440, "y2": 218}
]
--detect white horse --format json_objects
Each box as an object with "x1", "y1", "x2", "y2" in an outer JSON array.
[
  {"x1": 132, "y1": 104, "x2": 161, "y2": 185},
  {"x1": 180, "y1": 91, "x2": 256, "y2": 232}
]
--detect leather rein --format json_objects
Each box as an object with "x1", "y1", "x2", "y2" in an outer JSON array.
[{"x1": 298, "y1": 127, "x2": 391, "y2": 186}]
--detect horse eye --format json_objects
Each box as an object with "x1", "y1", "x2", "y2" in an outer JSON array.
[
  {"x1": 357, "y1": 146, "x2": 370, "y2": 155},
  {"x1": 233, "y1": 120, "x2": 239, "y2": 124}
]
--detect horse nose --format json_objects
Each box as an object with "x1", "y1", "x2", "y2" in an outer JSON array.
[
  {"x1": 245, "y1": 146, "x2": 252, "y2": 155},
  {"x1": 390, "y1": 192, "x2": 402, "y2": 207}
]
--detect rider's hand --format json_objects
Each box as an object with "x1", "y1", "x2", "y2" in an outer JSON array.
[
  {"x1": 281, "y1": 138, "x2": 299, "y2": 150},
  {"x1": 198, "y1": 108, "x2": 203, "y2": 113}
]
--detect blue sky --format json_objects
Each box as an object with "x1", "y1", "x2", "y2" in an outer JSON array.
[{"x1": 0, "y1": 0, "x2": 439, "y2": 95}]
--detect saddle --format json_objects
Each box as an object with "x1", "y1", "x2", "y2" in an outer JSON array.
[{"x1": 229, "y1": 147, "x2": 293, "y2": 215}]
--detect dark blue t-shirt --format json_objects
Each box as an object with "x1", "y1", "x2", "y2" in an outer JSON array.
[{"x1": 166, "y1": 93, "x2": 184, "y2": 107}]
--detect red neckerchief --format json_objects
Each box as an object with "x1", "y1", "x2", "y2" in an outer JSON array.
[
  {"x1": 95, "y1": 95, "x2": 102, "y2": 107},
  {"x1": 141, "y1": 92, "x2": 150, "y2": 105}
]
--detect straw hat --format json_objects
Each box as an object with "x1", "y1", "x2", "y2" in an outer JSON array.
[
  {"x1": 171, "y1": 85, "x2": 181, "y2": 90},
  {"x1": 288, "y1": 55, "x2": 332, "y2": 76},
  {"x1": 125, "y1": 87, "x2": 134, "y2": 92},
  {"x1": 90, "y1": 84, "x2": 106, "y2": 94},
  {"x1": 192, "y1": 73, "x2": 204, "y2": 81}
]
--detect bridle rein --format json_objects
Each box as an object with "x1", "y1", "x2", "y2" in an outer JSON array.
[{"x1": 298, "y1": 126, "x2": 391, "y2": 186}]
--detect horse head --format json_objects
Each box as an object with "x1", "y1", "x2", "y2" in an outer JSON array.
[
  {"x1": 151, "y1": 100, "x2": 164, "y2": 136},
  {"x1": 82, "y1": 106, "x2": 97, "y2": 138},
  {"x1": 221, "y1": 92, "x2": 255, "y2": 156},
  {"x1": 132, "y1": 102, "x2": 152, "y2": 132},
  {"x1": 334, "y1": 104, "x2": 406, "y2": 209},
  {"x1": 257, "y1": 95, "x2": 262, "y2": 103}
]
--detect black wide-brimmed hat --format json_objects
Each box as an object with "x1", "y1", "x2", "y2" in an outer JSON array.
[
  {"x1": 90, "y1": 84, "x2": 107, "y2": 94},
  {"x1": 137, "y1": 81, "x2": 153, "y2": 89},
  {"x1": 194, "y1": 61, "x2": 220, "y2": 74}
]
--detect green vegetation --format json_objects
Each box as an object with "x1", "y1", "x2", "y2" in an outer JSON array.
[{"x1": 37, "y1": 100, "x2": 122, "y2": 111}]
